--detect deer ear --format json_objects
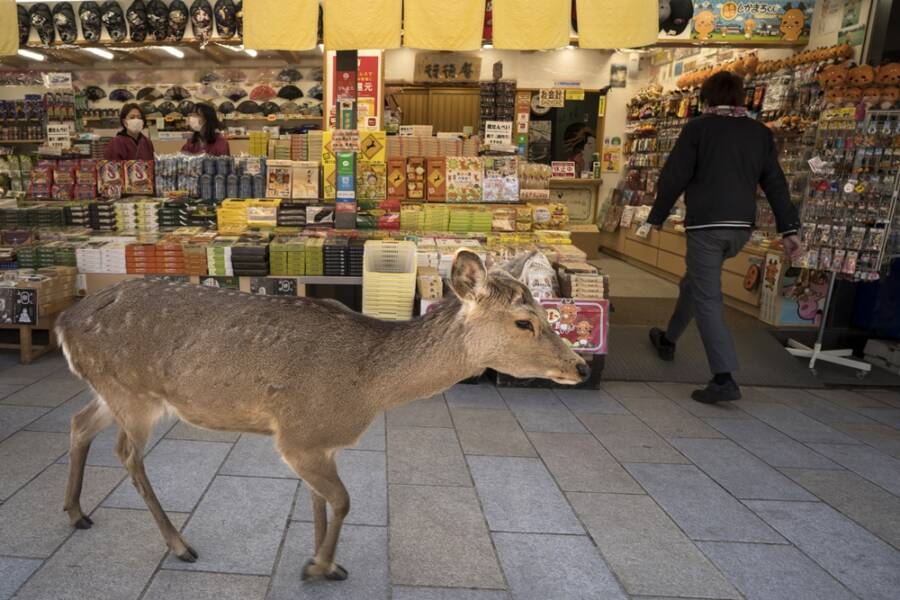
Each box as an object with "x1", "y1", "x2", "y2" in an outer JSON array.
[{"x1": 450, "y1": 250, "x2": 487, "y2": 300}]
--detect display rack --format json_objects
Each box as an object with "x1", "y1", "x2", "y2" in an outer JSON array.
[{"x1": 787, "y1": 109, "x2": 900, "y2": 375}]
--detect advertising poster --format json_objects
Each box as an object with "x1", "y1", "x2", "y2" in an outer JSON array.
[
  {"x1": 327, "y1": 51, "x2": 382, "y2": 130},
  {"x1": 689, "y1": 1, "x2": 813, "y2": 44}
]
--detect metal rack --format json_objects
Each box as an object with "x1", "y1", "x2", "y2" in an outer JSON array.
[{"x1": 787, "y1": 109, "x2": 900, "y2": 376}]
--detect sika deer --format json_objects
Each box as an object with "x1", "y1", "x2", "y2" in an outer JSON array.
[{"x1": 56, "y1": 251, "x2": 588, "y2": 581}]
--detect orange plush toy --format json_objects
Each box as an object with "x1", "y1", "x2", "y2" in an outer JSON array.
[
  {"x1": 848, "y1": 64, "x2": 876, "y2": 87},
  {"x1": 861, "y1": 86, "x2": 882, "y2": 108},
  {"x1": 881, "y1": 86, "x2": 899, "y2": 109},
  {"x1": 876, "y1": 63, "x2": 900, "y2": 86},
  {"x1": 843, "y1": 86, "x2": 862, "y2": 106},
  {"x1": 818, "y1": 62, "x2": 849, "y2": 88}
]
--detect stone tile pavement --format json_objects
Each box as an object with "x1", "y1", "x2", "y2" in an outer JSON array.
[{"x1": 1, "y1": 353, "x2": 899, "y2": 599}]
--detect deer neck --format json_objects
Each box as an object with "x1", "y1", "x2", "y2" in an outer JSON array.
[{"x1": 374, "y1": 299, "x2": 479, "y2": 410}]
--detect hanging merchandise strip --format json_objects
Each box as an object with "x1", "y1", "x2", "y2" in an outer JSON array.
[{"x1": 798, "y1": 109, "x2": 900, "y2": 281}]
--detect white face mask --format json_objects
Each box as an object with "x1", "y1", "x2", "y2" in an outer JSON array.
[
  {"x1": 125, "y1": 118, "x2": 144, "y2": 134},
  {"x1": 188, "y1": 116, "x2": 203, "y2": 132}
]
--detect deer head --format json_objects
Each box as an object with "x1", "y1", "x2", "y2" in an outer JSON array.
[{"x1": 450, "y1": 251, "x2": 590, "y2": 385}]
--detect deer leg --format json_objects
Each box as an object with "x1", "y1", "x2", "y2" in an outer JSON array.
[
  {"x1": 282, "y1": 449, "x2": 350, "y2": 581},
  {"x1": 114, "y1": 427, "x2": 198, "y2": 562},
  {"x1": 64, "y1": 396, "x2": 115, "y2": 529},
  {"x1": 310, "y1": 489, "x2": 328, "y2": 552}
]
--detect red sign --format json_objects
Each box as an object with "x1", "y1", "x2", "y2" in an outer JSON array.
[
  {"x1": 330, "y1": 54, "x2": 380, "y2": 128},
  {"x1": 551, "y1": 161, "x2": 576, "y2": 178},
  {"x1": 540, "y1": 299, "x2": 609, "y2": 355}
]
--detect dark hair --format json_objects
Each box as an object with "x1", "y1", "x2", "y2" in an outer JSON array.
[
  {"x1": 700, "y1": 71, "x2": 745, "y2": 107},
  {"x1": 192, "y1": 102, "x2": 222, "y2": 146},
  {"x1": 119, "y1": 103, "x2": 144, "y2": 135}
]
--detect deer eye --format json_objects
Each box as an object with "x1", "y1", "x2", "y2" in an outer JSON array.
[{"x1": 515, "y1": 320, "x2": 534, "y2": 332}]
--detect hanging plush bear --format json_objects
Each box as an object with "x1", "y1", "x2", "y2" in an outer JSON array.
[
  {"x1": 126, "y1": 1, "x2": 149, "y2": 43},
  {"x1": 168, "y1": 0, "x2": 190, "y2": 41},
  {"x1": 101, "y1": 0, "x2": 128, "y2": 42},
  {"x1": 235, "y1": 1, "x2": 242, "y2": 37},
  {"x1": 659, "y1": 0, "x2": 693, "y2": 36},
  {"x1": 17, "y1": 5, "x2": 31, "y2": 47},
  {"x1": 190, "y1": 0, "x2": 214, "y2": 43},
  {"x1": 79, "y1": 2, "x2": 103, "y2": 42},
  {"x1": 146, "y1": 0, "x2": 169, "y2": 41},
  {"x1": 52, "y1": 3, "x2": 78, "y2": 44},
  {"x1": 214, "y1": 0, "x2": 237, "y2": 39},
  {"x1": 29, "y1": 4, "x2": 55, "y2": 46}
]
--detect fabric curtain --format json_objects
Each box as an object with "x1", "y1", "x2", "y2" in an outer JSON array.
[
  {"x1": 243, "y1": 0, "x2": 318, "y2": 51},
  {"x1": 403, "y1": 0, "x2": 485, "y2": 51},
  {"x1": 491, "y1": 0, "x2": 570, "y2": 50},
  {"x1": 577, "y1": 0, "x2": 659, "y2": 49},
  {"x1": 0, "y1": 0, "x2": 18, "y2": 57},
  {"x1": 324, "y1": 0, "x2": 403, "y2": 51}
]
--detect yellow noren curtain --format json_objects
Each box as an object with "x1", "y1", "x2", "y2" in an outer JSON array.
[
  {"x1": 577, "y1": 0, "x2": 659, "y2": 49},
  {"x1": 324, "y1": 0, "x2": 402, "y2": 50},
  {"x1": 492, "y1": 0, "x2": 570, "y2": 50},
  {"x1": 0, "y1": 0, "x2": 18, "y2": 57},
  {"x1": 243, "y1": 0, "x2": 318, "y2": 51},
  {"x1": 403, "y1": 0, "x2": 485, "y2": 51}
]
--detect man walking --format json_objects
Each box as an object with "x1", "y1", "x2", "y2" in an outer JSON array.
[{"x1": 645, "y1": 71, "x2": 803, "y2": 403}]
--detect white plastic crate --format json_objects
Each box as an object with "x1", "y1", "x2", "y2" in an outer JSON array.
[{"x1": 363, "y1": 240, "x2": 417, "y2": 320}]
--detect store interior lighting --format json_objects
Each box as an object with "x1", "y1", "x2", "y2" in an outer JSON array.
[
  {"x1": 482, "y1": 44, "x2": 493, "y2": 50},
  {"x1": 84, "y1": 47, "x2": 115, "y2": 60},
  {"x1": 158, "y1": 46, "x2": 185, "y2": 59},
  {"x1": 16, "y1": 49, "x2": 45, "y2": 62},
  {"x1": 244, "y1": 49, "x2": 258, "y2": 58}
]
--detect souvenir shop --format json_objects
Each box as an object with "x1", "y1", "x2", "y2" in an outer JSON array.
[{"x1": 0, "y1": 1, "x2": 898, "y2": 385}]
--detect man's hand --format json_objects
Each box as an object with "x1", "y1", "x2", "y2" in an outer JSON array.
[{"x1": 782, "y1": 234, "x2": 804, "y2": 262}]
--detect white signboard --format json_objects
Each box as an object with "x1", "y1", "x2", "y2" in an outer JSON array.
[
  {"x1": 538, "y1": 88, "x2": 565, "y2": 108},
  {"x1": 484, "y1": 121, "x2": 513, "y2": 147},
  {"x1": 46, "y1": 122, "x2": 72, "y2": 150}
]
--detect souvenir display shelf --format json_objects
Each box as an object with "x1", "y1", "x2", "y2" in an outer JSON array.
[{"x1": 787, "y1": 109, "x2": 900, "y2": 375}]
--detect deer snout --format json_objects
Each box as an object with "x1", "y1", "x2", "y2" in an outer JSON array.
[{"x1": 577, "y1": 362, "x2": 591, "y2": 381}]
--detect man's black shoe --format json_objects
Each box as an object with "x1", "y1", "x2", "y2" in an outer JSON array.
[
  {"x1": 691, "y1": 379, "x2": 742, "y2": 404},
  {"x1": 649, "y1": 327, "x2": 675, "y2": 361}
]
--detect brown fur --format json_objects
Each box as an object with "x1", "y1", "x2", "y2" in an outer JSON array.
[{"x1": 56, "y1": 251, "x2": 586, "y2": 581}]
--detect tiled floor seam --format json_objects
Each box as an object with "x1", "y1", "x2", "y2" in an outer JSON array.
[
  {"x1": 517, "y1": 407, "x2": 638, "y2": 599},
  {"x1": 733, "y1": 503, "x2": 873, "y2": 600},
  {"x1": 7, "y1": 456, "x2": 132, "y2": 599},
  {"x1": 260, "y1": 476, "x2": 303, "y2": 600},
  {"x1": 135, "y1": 428, "x2": 240, "y2": 600},
  {"x1": 0, "y1": 405, "x2": 53, "y2": 443}
]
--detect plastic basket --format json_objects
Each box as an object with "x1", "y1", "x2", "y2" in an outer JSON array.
[{"x1": 363, "y1": 240, "x2": 417, "y2": 320}]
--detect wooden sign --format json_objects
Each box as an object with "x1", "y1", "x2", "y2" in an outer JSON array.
[
  {"x1": 414, "y1": 53, "x2": 482, "y2": 82},
  {"x1": 538, "y1": 88, "x2": 565, "y2": 108}
]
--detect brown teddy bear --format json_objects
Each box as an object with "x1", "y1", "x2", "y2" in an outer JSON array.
[
  {"x1": 818, "y1": 62, "x2": 849, "y2": 88},
  {"x1": 843, "y1": 86, "x2": 862, "y2": 106},
  {"x1": 876, "y1": 62, "x2": 900, "y2": 86},
  {"x1": 848, "y1": 64, "x2": 876, "y2": 87},
  {"x1": 861, "y1": 86, "x2": 881, "y2": 108},
  {"x1": 881, "y1": 86, "x2": 899, "y2": 109}
]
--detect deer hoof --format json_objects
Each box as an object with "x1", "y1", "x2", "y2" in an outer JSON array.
[
  {"x1": 73, "y1": 516, "x2": 93, "y2": 530},
  {"x1": 175, "y1": 544, "x2": 199, "y2": 562},
  {"x1": 301, "y1": 559, "x2": 348, "y2": 581},
  {"x1": 324, "y1": 564, "x2": 348, "y2": 581}
]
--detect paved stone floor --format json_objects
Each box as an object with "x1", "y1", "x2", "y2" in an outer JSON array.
[{"x1": 1, "y1": 353, "x2": 900, "y2": 599}]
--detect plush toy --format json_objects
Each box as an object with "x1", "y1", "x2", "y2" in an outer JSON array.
[
  {"x1": 823, "y1": 86, "x2": 843, "y2": 108},
  {"x1": 875, "y1": 62, "x2": 900, "y2": 86},
  {"x1": 848, "y1": 64, "x2": 875, "y2": 87},
  {"x1": 843, "y1": 86, "x2": 861, "y2": 106},
  {"x1": 861, "y1": 86, "x2": 881, "y2": 108},
  {"x1": 818, "y1": 62, "x2": 849, "y2": 88},
  {"x1": 881, "y1": 86, "x2": 899, "y2": 109}
]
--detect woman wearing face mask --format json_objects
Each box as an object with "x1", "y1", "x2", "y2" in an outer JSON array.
[
  {"x1": 104, "y1": 103, "x2": 155, "y2": 160},
  {"x1": 181, "y1": 102, "x2": 230, "y2": 156}
]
